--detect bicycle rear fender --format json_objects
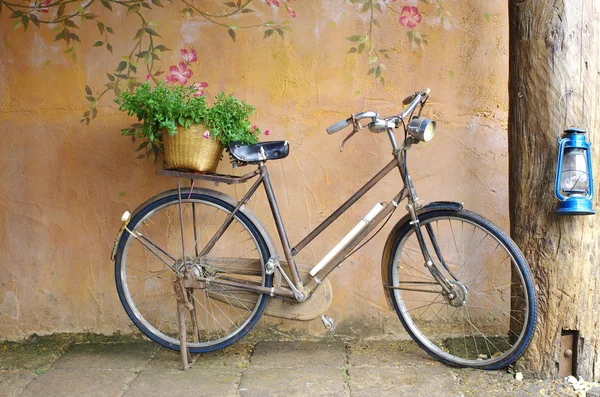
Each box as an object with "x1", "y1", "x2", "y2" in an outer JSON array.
[
  {"x1": 124, "y1": 187, "x2": 278, "y2": 260},
  {"x1": 380, "y1": 201, "x2": 463, "y2": 311}
]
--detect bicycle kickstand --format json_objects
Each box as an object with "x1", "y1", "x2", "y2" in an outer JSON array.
[{"x1": 173, "y1": 275, "x2": 197, "y2": 370}]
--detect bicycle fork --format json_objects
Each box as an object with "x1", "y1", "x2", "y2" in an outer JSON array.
[{"x1": 405, "y1": 201, "x2": 465, "y2": 305}]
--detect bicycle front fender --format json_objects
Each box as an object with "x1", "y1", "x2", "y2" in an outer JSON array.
[
  {"x1": 380, "y1": 201, "x2": 463, "y2": 311},
  {"x1": 111, "y1": 187, "x2": 278, "y2": 262}
]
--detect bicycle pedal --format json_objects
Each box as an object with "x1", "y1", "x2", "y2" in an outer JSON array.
[{"x1": 321, "y1": 315, "x2": 335, "y2": 332}]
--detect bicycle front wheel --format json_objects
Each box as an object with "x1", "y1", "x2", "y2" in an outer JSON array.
[
  {"x1": 114, "y1": 191, "x2": 271, "y2": 353},
  {"x1": 387, "y1": 210, "x2": 537, "y2": 369}
]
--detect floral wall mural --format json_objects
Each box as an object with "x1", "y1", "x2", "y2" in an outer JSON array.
[{"x1": 0, "y1": 0, "x2": 509, "y2": 338}]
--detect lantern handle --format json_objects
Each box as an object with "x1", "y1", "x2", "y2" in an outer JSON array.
[{"x1": 558, "y1": 90, "x2": 590, "y2": 143}]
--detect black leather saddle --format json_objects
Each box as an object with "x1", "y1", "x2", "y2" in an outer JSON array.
[{"x1": 228, "y1": 141, "x2": 290, "y2": 163}]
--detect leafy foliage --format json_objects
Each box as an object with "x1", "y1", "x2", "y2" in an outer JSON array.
[
  {"x1": 115, "y1": 81, "x2": 208, "y2": 160},
  {"x1": 204, "y1": 93, "x2": 260, "y2": 148}
]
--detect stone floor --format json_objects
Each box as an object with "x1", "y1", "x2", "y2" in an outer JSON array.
[{"x1": 0, "y1": 336, "x2": 582, "y2": 397}]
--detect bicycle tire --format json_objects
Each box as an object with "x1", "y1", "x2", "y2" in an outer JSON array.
[
  {"x1": 386, "y1": 209, "x2": 537, "y2": 369},
  {"x1": 114, "y1": 191, "x2": 272, "y2": 353}
]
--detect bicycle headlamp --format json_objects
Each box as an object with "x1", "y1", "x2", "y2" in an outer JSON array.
[{"x1": 407, "y1": 118, "x2": 436, "y2": 142}]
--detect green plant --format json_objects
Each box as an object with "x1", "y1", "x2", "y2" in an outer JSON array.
[
  {"x1": 204, "y1": 92, "x2": 261, "y2": 148},
  {"x1": 115, "y1": 80, "x2": 208, "y2": 160}
]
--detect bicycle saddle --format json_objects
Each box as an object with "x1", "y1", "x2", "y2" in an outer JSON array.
[{"x1": 228, "y1": 141, "x2": 290, "y2": 163}]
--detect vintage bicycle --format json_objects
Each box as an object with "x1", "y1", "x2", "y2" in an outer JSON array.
[{"x1": 111, "y1": 88, "x2": 538, "y2": 370}]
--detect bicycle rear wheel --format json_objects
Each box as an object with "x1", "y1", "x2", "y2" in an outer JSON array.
[
  {"x1": 114, "y1": 191, "x2": 271, "y2": 353},
  {"x1": 386, "y1": 210, "x2": 537, "y2": 369}
]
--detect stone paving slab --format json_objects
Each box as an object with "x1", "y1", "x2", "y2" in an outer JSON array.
[
  {"x1": 454, "y1": 368, "x2": 575, "y2": 397},
  {"x1": 239, "y1": 366, "x2": 347, "y2": 397},
  {"x1": 250, "y1": 341, "x2": 346, "y2": 368},
  {"x1": 0, "y1": 336, "x2": 587, "y2": 396},
  {"x1": 52, "y1": 342, "x2": 155, "y2": 371},
  {"x1": 349, "y1": 365, "x2": 460, "y2": 397},
  {"x1": 124, "y1": 366, "x2": 239, "y2": 397},
  {"x1": 348, "y1": 340, "x2": 433, "y2": 367},
  {"x1": 0, "y1": 370, "x2": 37, "y2": 397},
  {"x1": 149, "y1": 343, "x2": 252, "y2": 370},
  {"x1": 0, "y1": 341, "x2": 68, "y2": 371},
  {"x1": 21, "y1": 368, "x2": 138, "y2": 397}
]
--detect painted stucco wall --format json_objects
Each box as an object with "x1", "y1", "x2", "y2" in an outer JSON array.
[{"x1": 0, "y1": 0, "x2": 508, "y2": 339}]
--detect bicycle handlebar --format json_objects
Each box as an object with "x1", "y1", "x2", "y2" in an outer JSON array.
[{"x1": 326, "y1": 89, "x2": 430, "y2": 135}]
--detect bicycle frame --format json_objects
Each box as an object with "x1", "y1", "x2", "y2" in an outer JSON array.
[{"x1": 166, "y1": 126, "x2": 444, "y2": 303}]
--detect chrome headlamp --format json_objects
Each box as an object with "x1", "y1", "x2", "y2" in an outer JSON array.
[{"x1": 407, "y1": 117, "x2": 436, "y2": 142}]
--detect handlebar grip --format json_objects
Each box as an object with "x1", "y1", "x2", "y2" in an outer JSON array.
[
  {"x1": 326, "y1": 118, "x2": 351, "y2": 134},
  {"x1": 402, "y1": 88, "x2": 431, "y2": 106},
  {"x1": 402, "y1": 94, "x2": 416, "y2": 106}
]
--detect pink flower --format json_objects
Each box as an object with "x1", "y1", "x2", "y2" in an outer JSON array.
[
  {"x1": 38, "y1": 0, "x2": 51, "y2": 13},
  {"x1": 190, "y1": 81, "x2": 208, "y2": 97},
  {"x1": 287, "y1": 6, "x2": 296, "y2": 18},
  {"x1": 265, "y1": 0, "x2": 280, "y2": 6},
  {"x1": 399, "y1": 6, "x2": 422, "y2": 28},
  {"x1": 145, "y1": 74, "x2": 151, "y2": 81},
  {"x1": 166, "y1": 62, "x2": 193, "y2": 85},
  {"x1": 181, "y1": 48, "x2": 197, "y2": 64},
  {"x1": 203, "y1": 131, "x2": 210, "y2": 139},
  {"x1": 191, "y1": 82, "x2": 208, "y2": 90},
  {"x1": 264, "y1": 130, "x2": 270, "y2": 135}
]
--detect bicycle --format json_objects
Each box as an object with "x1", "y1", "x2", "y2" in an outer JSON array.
[{"x1": 111, "y1": 88, "x2": 538, "y2": 370}]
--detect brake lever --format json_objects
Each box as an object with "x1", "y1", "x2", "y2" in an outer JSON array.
[
  {"x1": 340, "y1": 127, "x2": 359, "y2": 152},
  {"x1": 340, "y1": 115, "x2": 363, "y2": 152}
]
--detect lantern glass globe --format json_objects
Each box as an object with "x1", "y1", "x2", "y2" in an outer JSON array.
[{"x1": 560, "y1": 148, "x2": 590, "y2": 195}]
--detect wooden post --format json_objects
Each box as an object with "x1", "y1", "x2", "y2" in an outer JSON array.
[{"x1": 508, "y1": 0, "x2": 600, "y2": 380}]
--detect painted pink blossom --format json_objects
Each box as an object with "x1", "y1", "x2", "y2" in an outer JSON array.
[
  {"x1": 287, "y1": 7, "x2": 296, "y2": 18},
  {"x1": 191, "y1": 82, "x2": 208, "y2": 97},
  {"x1": 166, "y1": 62, "x2": 193, "y2": 85},
  {"x1": 38, "y1": 0, "x2": 51, "y2": 13},
  {"x1": 203, "y1": 131, "x2": 210, "y2": 139},
  {"x1": 399, "y1": 6, "x2": 422, "y2": 28},
  {"x1": 145, "y1": 74, "x2": 151, "y2": 80},
  {"x1": 264, "y1": 130, "x2": 270, "y2": 135},
  {"x1": 265, "y1": 0, "x2": 280, "y2": 6},
  {"x1": 181, "y1": 48, "x2": 197, "y2": 64}
]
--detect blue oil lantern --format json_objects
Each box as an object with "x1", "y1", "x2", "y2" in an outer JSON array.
[
  {"x1": 555, "y1": 128, "x2": 594, "y2": 215},
  {"x1": 555, "y1": 92, "x2": 595, "y2": 215}
]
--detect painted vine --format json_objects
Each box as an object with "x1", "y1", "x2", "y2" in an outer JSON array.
[
  {"x1": 344, "y1": 0, "x2": 453, "y2": 84},
  {"x1": 0, "y1": 0, "x2": 296, "y2": 124},
  {"x1": 0, "y1": 0, "x2": 478, "y2": 121}
]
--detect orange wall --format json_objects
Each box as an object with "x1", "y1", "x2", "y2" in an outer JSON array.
[{"x1": 0, "y1": 0, "x2": 509, "y2": 339}]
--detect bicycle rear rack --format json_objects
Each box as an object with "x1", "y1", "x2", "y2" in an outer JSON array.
[{"x1": 157, "y1": 168, "x2": 259, "y2": 185}]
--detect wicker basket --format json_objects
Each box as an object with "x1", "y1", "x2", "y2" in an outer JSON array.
[{"x1": 163, "y1": 124, "x2": 222, "y2": 173}]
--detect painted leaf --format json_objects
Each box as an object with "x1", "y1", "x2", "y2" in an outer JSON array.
[
  {"x1": 228, "y1": 28, "x2": 236, "y2": 41},
  {"x1": 264, "y1": 29, "x2": 273, "y2": 39},
  {"x1": 347, "y1": 35, "x2": 364, "y2": 43},
  {"x1": 145, "y1": 28, "x2": 161, "y2": 37},
  {"x1": 93, "y1": 41, "x2": 103, "y2": 47}
]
